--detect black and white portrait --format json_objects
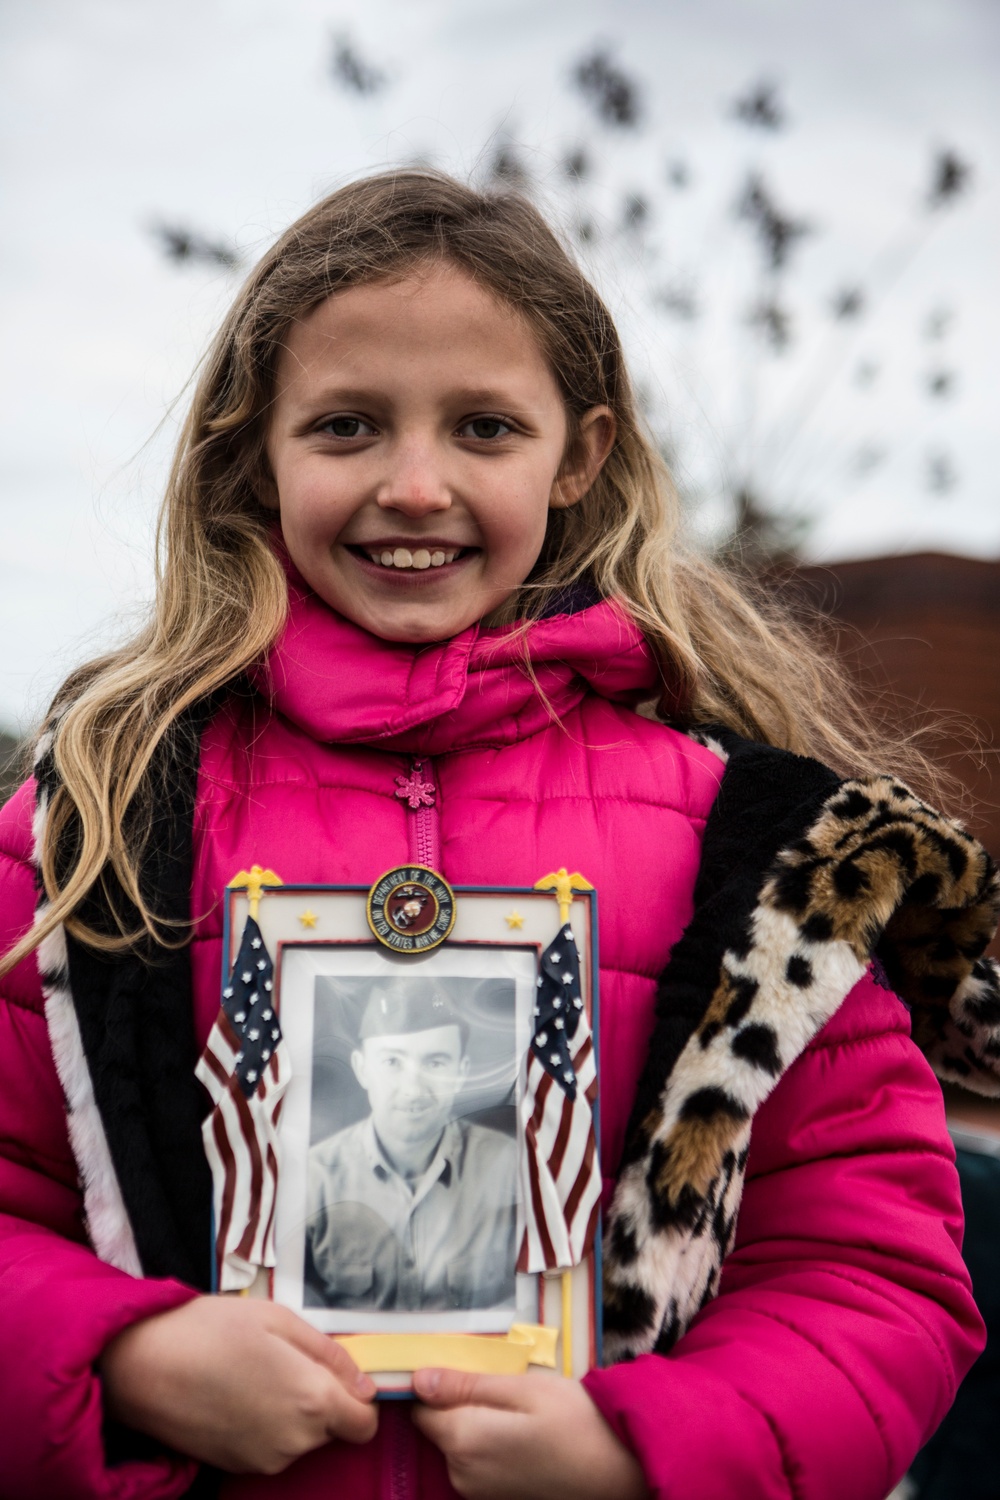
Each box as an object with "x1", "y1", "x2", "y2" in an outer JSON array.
[{"x1": 303, "y1": 972, "x2": 518, "y2": 1314}]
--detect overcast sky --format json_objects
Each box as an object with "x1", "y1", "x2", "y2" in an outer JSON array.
[{"x1": 1, "y1": 0, "x2": 997, "y2": 732}]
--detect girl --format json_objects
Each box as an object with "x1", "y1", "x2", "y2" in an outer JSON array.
[{"x1": 0, "y1": 171, "x2": 996, "y2": 1500}]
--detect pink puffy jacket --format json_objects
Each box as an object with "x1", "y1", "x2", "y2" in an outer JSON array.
[{"x1": 0, "y1": 578, "x2": 984, "y2": 1499}]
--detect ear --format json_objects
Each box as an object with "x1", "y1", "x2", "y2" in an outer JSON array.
[
  {"x1": 350, "y1": 1048, "x2": 368, "y2": 1090},
  {"x1": 258, "y1": 457, "x2": 281, "y2": 512},
  {"x1": 550, "y1": 406, "x2": 616, "y2": 510}
]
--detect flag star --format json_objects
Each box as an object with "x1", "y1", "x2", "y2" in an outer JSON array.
[
  {"x1": 536, "y1": 1031, "x2": 548, "y2": 1047},
  {"x1": 551, "y1": 951, "x2": 560, "y2": 963},
  {"x1": 249, "y1": 992, "x2": 257, "y2": 1004},
  {"x1": 235, "y1": 1051, "x2": 244, "y2": 1064},
  {"x1": 262, "y1": 1009, "x2": 272, "y2": 1020},
  {"x1": 561, "y1": 972, "x2": 572, "y2": 984},
  {"x1": 550, "y1": 1052, "x2": 561, "y2": 1065},
  {"x1": 223, "y1": 986, "x2": 234, "y2": 999},
  {"x1": 553, "y1": 997, "x2": 562, "y2": 1009},
  {"x1": 264, "y1": 980, "x2": 273, "y2": 991},
  {"x1": 251, "y1": 937, "x2": 262, "y2": 949},
  {"x1": 536, "y1": 977, "x2": 544, "y2": 988},
  {"x1": 271, "y1": 1027, "x2": 280, "y2": 1040},
  {"x1": 241, "y1": 971, "x2": 252, "y2": 983},
  {"x1": 261, "y1": 1048, "x2": 270, "y2": 1060},
  {"x1": 554, "y1": 1018, "x2": 564, "y2": 1030},
  {"x1": 533, "y1": 1005, "x2": 540, "y2": 1017},
  {"x1": 564, "y1": 1070, "x2": 574, "y2": 1083},
  {"x1": 573, "y1": 996, "x2": 583, "y2": 1009},
  {"x1": 246, "y1": 1069, "x2": 257, "y2": 1083},
  {"x1": 234, "y1": 1011, "x2": 246, "y2": 1023},
  {"x1": 257, "y1": 960, "x2": 267, "y2": 971}
]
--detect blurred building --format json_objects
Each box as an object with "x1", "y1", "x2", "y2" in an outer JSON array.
[{"x1": 787, "y1": 551, "x2": 1000, "y2": 866}]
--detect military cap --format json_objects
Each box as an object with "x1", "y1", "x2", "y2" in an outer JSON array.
[{"x1": 358, "y1": 977, "x2": 468, "y2": 1044}]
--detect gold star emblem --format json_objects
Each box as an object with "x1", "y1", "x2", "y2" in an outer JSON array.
[
  {"x1": 298, "y1": 909, "x2": 318, "y2": 929},
  {"x1": 505, "y1": 910, "x2": 524, "y2": 930}
]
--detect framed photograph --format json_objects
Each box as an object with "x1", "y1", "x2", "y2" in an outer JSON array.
[{"x1": 202, "y1": 867, "x2": 602, "y2": 1394}]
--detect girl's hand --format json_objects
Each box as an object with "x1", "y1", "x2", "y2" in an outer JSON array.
[
  {"x1": 411, "y1": 1368, "x2": 648, "y2": 1500},
  {"x1": 100, "y1": 1294, "x2": 378, "y2": 1473}
]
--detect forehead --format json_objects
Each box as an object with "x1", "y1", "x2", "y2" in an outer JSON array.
[
  {"x1": 361, "y1": 1023, "x2": 464, "y2": 1059},
  {"x1": 274, "y1": 262, "x2": 556, "y2": 398}
]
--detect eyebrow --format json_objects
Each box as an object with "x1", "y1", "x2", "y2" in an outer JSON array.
[{"x1": 289, "y1": 384, "x2": 539, "y2": 413}]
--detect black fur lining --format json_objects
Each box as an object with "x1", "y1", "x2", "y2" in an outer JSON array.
[{"x1": 617, "y1": 731, "x2": 839, "y2": 1174}]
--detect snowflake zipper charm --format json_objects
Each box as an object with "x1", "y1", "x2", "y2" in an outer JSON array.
[{"x1": 394, "y1": 759, "x2": 436, "y2": 810}]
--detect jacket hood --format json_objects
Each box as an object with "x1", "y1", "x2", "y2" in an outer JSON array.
[{"x1": 249, "y1": 564, "x2": 662, "y2": 755}]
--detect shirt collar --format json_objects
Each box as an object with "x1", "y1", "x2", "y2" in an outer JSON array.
[{"x1": 362, "y1": 1114, "x2": 458, "y2": 1194}]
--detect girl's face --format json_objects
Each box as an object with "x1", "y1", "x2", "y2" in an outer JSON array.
[{"x1": 265, "y1": 262, "x2": 613, "y2": 642}]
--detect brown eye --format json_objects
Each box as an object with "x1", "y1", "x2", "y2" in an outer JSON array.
[
  {"x1": 461, "y1": 417, "x2": 511, "y2": 440},
  {"x1": 323, "y1": 416, "x2": 373, "y2": 438}
]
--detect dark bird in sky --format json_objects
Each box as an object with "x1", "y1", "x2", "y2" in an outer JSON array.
[
  {"x1": 926, "y1": 370, "x2": 956, "y2": 399},
  {"x1": 732, "y1": 81, "x2": 786, "y2": 131},
  {"x1": 737, "y1": 174, "x2": 812, "y2": 271},
  {"x1": 572, "y1": 48, "x2": 642, "y2": 128},
  {"x1": 488, "y1": 143, "x2": 530, "y2": 189},
  {"x1": 748, "y1": 298, "x2": 793, "y2": 352},
  {"x1": 562, "y1": 147, "x2": 591, "y2": 181},
  {"x1": 831, "y1": 286, "x2": 865, "y2": 320},
  {"x1": 928, "y1": 149, "x2": 971, "y2": 208},
  {"x1": 149, "y1": 223, "x2": 241, "y2": 270},
  {"x1": 331, "y1": 35, "x2": 385, "y2": 95}
]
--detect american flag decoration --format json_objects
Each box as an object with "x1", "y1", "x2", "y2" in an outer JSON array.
[
  {"x1": 195, "y1": 866, "x2": 291, "y2": 1292},
  {"x1": 518, "y1": 914, "x2": 601, "y2": 1274}
]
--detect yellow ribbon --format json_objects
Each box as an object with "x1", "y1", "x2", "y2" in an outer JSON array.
[{"x1": 333, "y1": 1323, "x2": 559, "y2": 1376}]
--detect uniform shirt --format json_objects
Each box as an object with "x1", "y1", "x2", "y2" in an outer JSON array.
[{"x1": 305, "y1": 1114, "x2": 518, "y2": 1311}]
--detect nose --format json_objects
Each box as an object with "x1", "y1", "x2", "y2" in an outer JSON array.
[
  {"x1": 395, "y1": 1058, "x2": 434, "y2": 1100},
  {"x1": 375, "y1": 435, "x2": 452, "y2": 519}
]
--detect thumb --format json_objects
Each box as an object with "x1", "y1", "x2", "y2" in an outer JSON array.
[{"x1": 412, "y1": 1367, "x2": 528, "y2": 1410}]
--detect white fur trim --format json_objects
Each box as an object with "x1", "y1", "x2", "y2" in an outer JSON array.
[{"x1": 32, "y1": 769, "x2": 142, "y2": 1277}]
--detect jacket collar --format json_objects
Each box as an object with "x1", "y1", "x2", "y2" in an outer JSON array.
[{"x1": 248, "y1": 565, "x2": 661, "y2": 755}]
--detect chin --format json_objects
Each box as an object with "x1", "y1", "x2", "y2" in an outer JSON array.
[{"x1": 364, "y1": 612, "x2": 470, "y2": 644}]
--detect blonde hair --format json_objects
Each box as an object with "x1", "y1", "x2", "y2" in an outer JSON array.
[{"x1": 7, "y1": 170, "x2": 949, "y2": 973}]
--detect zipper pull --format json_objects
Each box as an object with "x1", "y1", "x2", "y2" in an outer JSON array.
[{"x1": 394, "y1": 758, "x2": 436, "y2": 810}]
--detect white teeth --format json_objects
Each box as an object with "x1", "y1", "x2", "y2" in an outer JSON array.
[{"x1": 366, "y1": 547, "x2": 463, "y2": 568}]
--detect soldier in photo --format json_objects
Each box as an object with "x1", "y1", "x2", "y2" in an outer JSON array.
[{"x1": 305, "y1": 977, "x2": 518, "y2": 1312}]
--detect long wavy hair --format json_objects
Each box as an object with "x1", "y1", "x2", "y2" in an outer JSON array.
[{"x1": 5, "y1": 169, "x2": 950, "y2": 973}]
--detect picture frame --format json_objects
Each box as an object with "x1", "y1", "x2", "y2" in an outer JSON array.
[{"x1": 207, "y1": 867, "x2": 602, "y2": 1395}]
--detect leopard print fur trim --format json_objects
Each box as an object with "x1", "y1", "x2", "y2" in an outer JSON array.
[{"x1": 602, "y1": 759, "x2": 1000, "y2": 1361}]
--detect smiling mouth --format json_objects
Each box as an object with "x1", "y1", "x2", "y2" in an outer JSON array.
[{"x1": 350, "y1": 545, "x2": 476, "y2": 571}]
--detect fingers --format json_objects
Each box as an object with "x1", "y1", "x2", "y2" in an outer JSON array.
[
  {"x1": 412, "y1": 1368, "x2": 531, "y2": 1411},
  {"x1": 267, "y1": 1304, "x2": 377, "y2": 1402},
  {"x1": 319, "y1": 1374, "x2": 379, "y2": 1445}
]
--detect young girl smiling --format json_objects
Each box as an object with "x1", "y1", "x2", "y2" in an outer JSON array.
[{"x1": 0, "y1": 171, "x2": 995, "y2": 1500}]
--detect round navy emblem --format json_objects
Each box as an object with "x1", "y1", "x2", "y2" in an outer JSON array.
[{"x1": 366, "y1": 866, "x2": 456, "y2": 953}]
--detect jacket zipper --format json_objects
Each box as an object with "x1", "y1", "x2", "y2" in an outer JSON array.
[
  {"x1": 382, "y1": 1402, "x2": 417, "y2": 1500},
  {"x1": 395, "y1": 756, "x2": 440, "y2": 870}
]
